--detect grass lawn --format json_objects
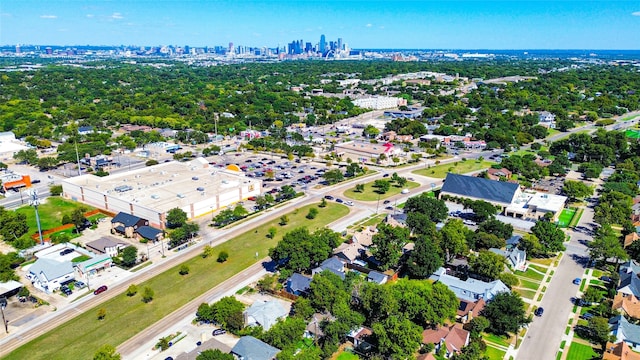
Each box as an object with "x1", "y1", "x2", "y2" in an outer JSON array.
[
  {"x1": 529, "y1": 257, "x2": 555, "y2": 266},
  {"x1": 517, "y1": 267, "x2": 545, "y2": 282},
  {"x1": 5, "y1": 202, "x2": 349, "y2": 360},
  {"x1": 15, "y1": 197, "x2": 95, "y2": 232},
  {"x1": 568, "y1": 208, "x2": 585, "y2": 228},
  {"x1": 513, "y1": 288, "x2": 537, "y2": 300},
  {"x1": 557, "y1": 208, "x2": 577, "y2": 228},
  {"x1": 566, "y1": 342, "x2": 599, "y2": 360},
  {"x1": 485, "y1": 345, "x2": 507, "y2": 360},
  {"x1": 343, "y1": 180, "x2": 420, "y2": 201},
  {"x1": 483, "y1": 333, "x2": 511, "y2": 348},
  {"x1": 516, "y1": 278, "x2": 541, "y2": 291},
  {"x1": 336, "y1": 352, "x2": 360, "y2": 360},
  {"x1": 412, "y1": 160, "x2": 495, "y2": 179}
]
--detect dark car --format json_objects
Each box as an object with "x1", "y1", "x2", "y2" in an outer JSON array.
[
  {"x1": 324, "y1": 195, "x2": 334, "y2": 200},
  {"x1": 212, "y1": 329, "x2": 226, "y2": 336},
  {"x1": 581, "y1": 312, "x2": 594, "y2": 320},
  {"x1": 534, "y1": 307, "x2": 544, "y2": 317},
  {"x1": 383, "y1": 174, "x2": 390, "y2": 178},
  {"x1": 94, "y1": 285, "x2": 108, "y2": 295},
  {"x1": 335, "y1": 198, "x2": 344, "y2": 203},
  {"x1": 59, "y1": 248, "x2": 74, "y2": 256},
  {"x1": 383, "y1": 200, "x2": 391, "y2": 204}
]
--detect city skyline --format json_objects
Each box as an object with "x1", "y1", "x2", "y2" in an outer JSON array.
[{"x1": 1, "y1": 1, "x2": 640, "y2": 50}]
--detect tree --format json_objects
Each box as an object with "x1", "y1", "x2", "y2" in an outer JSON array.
[
  {"x1": 0, "y1": 207, "x2": 29, "y2": 243},
  {"x1": 404, "y1": 194, "x2": 448, "y2": 223},
  {"x1": 210, "y1": 296, "x2": 245, "y2": 331},
  {"x1": 354, "y1": 183, "x2": 365, "y2": 193},
  {"x1": 166, "y1": 207, "x2": 188, "y2": 229},
  {"x1": 279, "y1": 215, "x2": 289, "y2": 226},
  {"x1": 439, "y1": 219, "x2": 470, "y2": 262},
  {"x1": 261, "y1": 316, "x2": 306, "y2": 350},
  {"x1": 469, "y1": 251, "x2": 505, "y2": 281},
  {"x1": 70, "y1": 208, "x2": 88, "y2": 232},
  {"x1": 373, "y1": 179, "x2": 390, "y2": 194},
  {"x1": 481, "y1": 292, "x2": 530, "y2": 335},
  {"x1": 217, "y1": 251, "x2": 229, "y2": 263},
  {"x1": 322, "y1": 169, "x2": 344, "y2": 185},
  {"x1": 97, "y1": 308, "x2": 107, "y2": 320},
  {"x1": 562, "y1": 180, "x2": 594, "y2": 200},
  {"x1": 49, "y1": 184, "x2": 63, "y2": 196},
  {"x1": 531, "y1": 221, "x2": 566, "y2": 254},
  {"x1": 371, "y1": 223, "x2": 410, "y2": 271},
  {"x1": 202, "y1": 245, "x2": 215, "y2": 258},
  {"x1": 306, "y1": 207, "x2": 319, "y2": 219},
  {"x1": 269, "y1": 227, "x2": 341, "y2": 273},
  {"x1": 179, "y1": 264, "x2": 190, "y2": 275},
  {"x1": 469, "y1": 200, "x2": 498, "y2": 222},
  {"x1": 407, "y1": 235, "x2": 443, "y2": 279},
  {"x1": 363, "y1": 125, "x2": 380, "y2": 139},
  {"x1": 232, "y1": 204, "x2": 248, "y2": 219},
  {"x1": 142, "y1": 286, "x2": 154, "y2": 303},
  {"x1": 584, "y1": 316, "x2": 614, "y2": 347},
  {"x1": 267, "y1": 227, "x2": 277, "y2": 239},
  {"x1": 196, "y1": 349, "x2": 234, "y2": 360},
  {"x1": 93, "y1": 344, "x2": 121, "y2": 360},
  {"x1": 120, "y1": 246, "x2": 138, "y2": 268},
  {"x1": 372, "y1": 316, "x2": 422, "y2": 360},
  {"x1": 588, "y1": 224, "x2": 628, "y2": 263},
  {"x1": 467, "y1": 316, "x2": 490, "y2": 336},
  {"x1": 583, "y1": 286, "x2": 603, "y2": 304},
  {"x1": 477, "y1": 219, "x2": 513, "y2": 240},
  {"x1": 470, "y1": 232, "x2": 505, "y2": 251},
  {"x1": 319, "y1": 198, "x2": 327, "y2": 208},
  {"x1": 396, "y1": 177, "x2": 408, "y2": 188},
  {"x1": 126, "y1": 284, "x2": 138, "y2": 297}
]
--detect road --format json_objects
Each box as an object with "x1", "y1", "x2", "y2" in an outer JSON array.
[{"x1": 516, "y1": 194, "x2": 597, "y2": 359}]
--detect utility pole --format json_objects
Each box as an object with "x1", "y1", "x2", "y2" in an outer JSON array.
[
  {"x1": 29, "y1": 189, "x2": 44, "y2": 245},
  {"x1": 75, "y1": 138, "x2": 82, "y2": 176},
  {"x1": 0, "y1": 297, "x2": 8, "y2": 333}
]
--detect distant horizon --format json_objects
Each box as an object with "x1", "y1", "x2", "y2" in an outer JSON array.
[{"x1": 2, "y1": 1, "x2": 639, "y2": 50}]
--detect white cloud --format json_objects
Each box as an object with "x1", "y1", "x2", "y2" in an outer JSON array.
[
  {"x1": 40, "y1": 15, "x2": 57, "y2": 19},
  {"x1": 632, "y1": 11, "x2": 640, "y2": 16},
  {"x1": 86, "y1": 14, "x2": 94, "y2": 18},
  {"x1": 365, "y1": 23, "x2": 372, "y2": 28},
  {"x1": 110, "y1": 12, "x2": 123, "y2": 19}
]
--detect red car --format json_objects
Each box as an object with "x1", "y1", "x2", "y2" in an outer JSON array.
[
  {"x1": 94, "y1": 285, "x2": 108, "y2": 295},
  {"x1": 247, "y1": 196, "x2": 256, "y2": 201}
]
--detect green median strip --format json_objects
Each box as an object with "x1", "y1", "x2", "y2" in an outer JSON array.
[{"x1": 5, "y1": 202, "x2": 350, "y2": 360}]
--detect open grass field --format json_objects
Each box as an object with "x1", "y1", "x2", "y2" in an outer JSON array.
[
  {"x1": 412, "y1": 160, "x2": 494, "y2": 179},
  {"x1": 557, "y1": 208, "x2": 577, "y2": 228},
  {"x1": 343, "y1": 180, "x2": 420, "y2": 201},
  {"x1": 5, "y1": 202, "x2": 349, "y2": 360},
  {"x1": 15, "y1": 197, "x2": 94, "y2": 232},
  {"x1": 625, "y1": 129, "x2": 640, "y2": 139},
  {"x1": 566, "y1": 341, "x2": 599, "y2": 360},
  {"x1": 513, "y1": 288, "x2": 537, "y2": 300}
]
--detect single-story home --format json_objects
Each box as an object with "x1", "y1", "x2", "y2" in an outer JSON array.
[
  {"x1": 231, "y1": 336, "x2": 280, "y2": 360},
  {"x1": 603, "y1": 341, "x2": 640, "y2": 360},
  {"x1": 244, "y1": 300, "x2": 288, "y2": 331},
  {"x1": 286, "y1": 273, "x2": 312, "y2": 296},
  {"x1": 312, "y1": 257, "x2": 346, "y2": 279},
  {"x1": 27, "y1": 258, "x2": 75, "y2": 293},
  {"x1": 85, "y1": 237, "x2": 127, "y2": 257},
  {"x1": 610, "y1": 315, "x2": 640, "y2": 351},
  {"x1": 135, "y1": 225, "x2": 164, "y2": 242}
]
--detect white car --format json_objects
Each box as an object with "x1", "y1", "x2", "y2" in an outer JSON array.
[
  {"x1": 345, "y1": 201, "x2": 355, "y2": 206},
  {"x1": 401, "y1": 189, "x2": 409, "y2": 194}
]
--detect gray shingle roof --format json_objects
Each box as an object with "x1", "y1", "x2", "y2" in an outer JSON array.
[
  {"x1": 610, "y1": 315, "x2": 640, "y2": 344},
  {"x1": 367, "y1": 271, "x2": 387, "y2": 284},
  {"x1": 231, "y1": 336, "x2": 280, "y2": 360},
  {"x1": 287, "y1": 273, "x2": 312, "y2": 294},
  {"x1": 319, "y1": 257, "x2": 344, "y2": 273},
  {"x1": 86, "y1": 237, "x2": 124, "y2": 254},
  {"x1": 244, "y1": 301, "x2": 288, "y2": 331},
  {"x1": 29, "y1": 258, "x2": 74, "y2": 282},
  {"x1": 441, "y1": 173, "x2": 519, "y2": 205},
  {"x1": 430, "y1": 267, "x2": 510, "y2": 301},
  {"x1": 111, "y1": 212, "x2": 143, "y2": 227}
]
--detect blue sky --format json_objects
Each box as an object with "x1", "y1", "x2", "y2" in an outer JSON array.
[{"x1": 1, "y1": 0, "x2": 639, "y2": 49}]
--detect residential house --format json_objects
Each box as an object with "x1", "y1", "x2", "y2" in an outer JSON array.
[
  {"x1": 347, "y1": 327, "x2": 374, "y2": 352},
  {"x1": 603, "y1": 341, "x2": 640, "y2": 360},
  {"x1": 430, "y1": 267, "x2": 510, "y2": 302},
  {"x1": 488, "y1": 247, "x2": 527, "y2": 271},
  {"x1": 136, "y1": 226, "x2": 164, "y2": 243},
  {"x1": 351, "y1": 226, "x2": 376, "y2": 247},
  {"x1": 78, "y1": 126, "x2": 94, "y2": 135},
  {"x1": 384, "y1": 213, "x2": 408, "y2": 228},
  {"x1": 613, "y1": 293, "x2": 640, "y2": 320},
  {"x1": 27, "y1": 258, "x2": 75, "y2": 293},
  {"x1": 618, "y1": 261, "x2": 640, "y2": 299},
  {"x1": 367, "y1": 271, "x2": 388, "y2": 284},
  {"x1": 506, "y1": 235, "x2": 522, "y2": 249},
  {"x1": 85, "y1": 237, "x2": 127, "y2": 257},
  {"x1": 416, "y1": 354, "x2": 438, "y2": 360},
  {"x1": 610, "y1": 315, "x2": 640, "y2": 351},
  {"x1": 305, "y1": 313, "x2": 334, "y2": 340},
  {"x1": 632, "y1": 203, "x2": 640, "y2": 223},
  {"x1": 422, "y1": 324, "x2": 470, "y2": 358},
  {"x1": 457, "y1": 298, "x2": 486, "y2": 324},
  {"x1": 231, "y1": 336, "x2": 280, "y2": 360},
  {"x1": 538, "y1": 111, "x2": 557, "y2": 129},
  {"x1": 313, "y1": 256, "x2": 346, "y2": 279},
  {"x1": 381, "y1": 131, "x2": 413, "y2": 142},
  {"x1": 626, "y1": 233, "x2": 640, "y2": 249},
  {"x1": 244, "y1": 300, "x2": 288, "y2": 331},
  {"x1": 486, "y1": 168, "x2": 513, "y2": 181},
  {"x1": 332, "y1": 243, "x2": 364, "y2": 265},
  {"x1": 111, "y1": 212, "x2": 149, "y2": 238},
  {"x1": 286, "y1": 273, "x2": 312, "y2": 296}
]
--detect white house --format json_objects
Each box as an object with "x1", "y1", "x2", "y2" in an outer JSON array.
[{"x1": 27, "y1": 258, "x2": 75, "y2": 293}]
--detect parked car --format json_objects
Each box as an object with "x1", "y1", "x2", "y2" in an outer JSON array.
[
  {"x1": 212, "y1": 329, "x2": 226, "y2": 336},
  {"x1": 345, "y1": 201, "x2": 354, "y2": 206},
  {"x1": 573, "y1": 278, "x2": 582, "y2": 285},
  {"x1": 94, "y1": 285, "x2": 108, "y2": 295},
  {"x1": 383, "y1": 174, "x2": 390, "y2": 178},
  {"x1": 401, "y1": 189, "x2": 409, "y2": 194},
  {"x1": 335, "y1": 198, "x2": 344, "y2": 203},
  {"x1": 383, "y1": 200, "x2": 391, "y2": 204},
  {"x1": 247, "y1": 196, "x2": 256, "y2": 201},
  {"x1": 74, "y1": 281, "x2": 86, "y2": 289},
  {"x1": 581, "y1": 313, "x2": 594, "y2": 320},
  {"x1": 324, "y1": 195, "x2": 334, "y2": 200},
  {"x1": 534, "y1": 307, "x2": 544, "y2": 317},
  {"x1": 59, "y1": 248, "x2": 74, "y2": 256},
  {"x1": 600, "y1": 276, "x2": 612, "y2": 282}
]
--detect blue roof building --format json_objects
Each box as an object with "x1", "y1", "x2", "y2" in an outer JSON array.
[
  {"x1": 440, "y1": 173, "x2": 521, "y2": 209},
  {"x1": 610, "y1": 315, "x2": 640, "y2": 350},
  {"x1": 286, "y1": 273, "x2": 312, "y2": 296},
  {"x1": 231, "y1": 336, "x2": 280, "y2": 360}
]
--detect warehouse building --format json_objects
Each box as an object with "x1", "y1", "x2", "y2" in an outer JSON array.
[{"x1": 61, "y1": 159, "x2": 261, "y2": 229}]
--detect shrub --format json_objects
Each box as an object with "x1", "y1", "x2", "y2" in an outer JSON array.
[
  {"x1": 142, "y1": 286, "x2": 154, "y2": 303},
  {"x1": 179, "y1": 264, "x2": 190, "y2": 275},
  {"x1": 145, "y1": 159, "x2": 159, "y2": 166},
  {"x1": 267, "y1": 227, "x2": 277, "y2": 239},
  {"x1": 306, "y1": 208, "x2": 318, "y2": 219},
  {"x1": 217, "y1": 251, "x2": 229, "y2": 263},
  {"x1": 126, "y1": 284, "x2": 138, "y2": 297},
  {"x1": 202, "y1": 245, "x2": 215, "y2": 258},
  {"x1": 97, "y1": 308, "x2": 106, "y2": 320},
  {"x1": 279, "y1": 215, "x2": 289, "y2": 226}
]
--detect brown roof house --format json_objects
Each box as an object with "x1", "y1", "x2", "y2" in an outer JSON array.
[
  {"x1": 486, "y1": 168, "x2": 513, "y2": 181},
  {"x1": 456, "y1": 298, "x2": 486, "y2": 324},
  {"x1": 626, "y1": 233, "x2": 640, "y2": 249},
  {"x1": 613, "y1": 293, "x2": 640, "y2": 320},
  {"x1": 421, "y1": 324, "x2": 470, "y2": 358},
  {"x1": 603, "y1": 341, "x2": 640, "y2": 360}
]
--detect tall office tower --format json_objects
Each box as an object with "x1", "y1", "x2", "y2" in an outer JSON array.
[
  {"x1": 228, "y1": 42, "x2": 234, "y2": 54},
  {"x1": 337, "y1": 38, "x2": 343, "y2": 51},
  {"x1": 305, "y1": 42, "x2": 312, "y2": 52},
  {"x1": 15, "y1": 44, "x2": 21, "y2": 54},
  {"x1": 319, "y1": 34, "x2": 326, "y2": 54},
  {"x1": 329, "y1": 41, "x2": 336, "y2": 50},
  {"x1": 184, "y1": 45, "x2": 190, "y2": 54}
]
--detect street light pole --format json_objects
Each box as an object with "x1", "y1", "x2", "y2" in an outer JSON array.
[{"x1": 29, "y1": 189, "x2": 44, "y2": 245}]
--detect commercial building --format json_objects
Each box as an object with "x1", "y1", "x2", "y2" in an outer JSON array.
[
  {"x1": 61, "y1": 159, "x2": 261, "y2": 229},
  {"x1": 334, "y1": 141, "x2": 404, "y2": 165},
  {"x1": 352, "y1": 96, "x2": 405, "y2": 110}
]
